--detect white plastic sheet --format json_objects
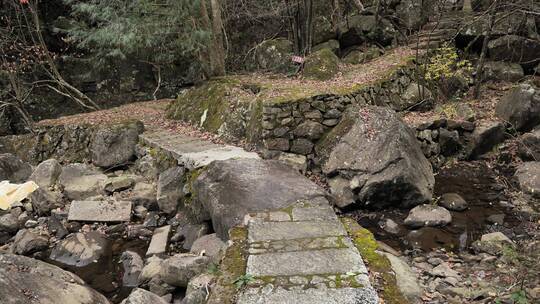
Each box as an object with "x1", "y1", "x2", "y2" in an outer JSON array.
[{"x1": 0, "y1": 181, "x2": 39, "y2": 210}]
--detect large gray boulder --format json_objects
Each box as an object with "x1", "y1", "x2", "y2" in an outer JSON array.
[
  {"x1": 254, "y1": 38, "x2": 294, "y2": 73},
  {"x1": 495, "y1": 83, "x2": 540, "y2": 132},
  {"x1": 192, "y1": 158, "x2": 327, "y2": 239},
  {"x1": 29, "y1": 159, "x2": 62, "y2": 188},
  {"x1": 482, "y1": 61, "x2": 524, "y2": 82},
  {"x1": 518, "y1": 128, "x2": 540, "y2": 161},
  {"x1": 320, "y1": 106, "x2": 434, "y2": 208},
  {"x1": 515, "y1": 162, "x2": 540, "y2": 198},
  {"x1": 58, "y1": 163, "x2": 107, "y2": 200},
  {"x1": 90, "y1": 121, "x2": 144, "y2": 168},
  {"x1": 0, "y1": 153, "x2": 32, "y2": 182},
  {"x1": 488, "y1": 35, "x2": 540, "y2": 64},
  {"x1": 339, "y1": 15, "x2": 396, "y2": 47},
  {"x1": 0, "y1": 253, "x2": 110, "y2": 304}
]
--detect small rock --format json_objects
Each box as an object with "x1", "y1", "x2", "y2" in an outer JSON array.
[
  {"x1": 404, "y1": 205, "x2": 452, "y2": 228},
  {"x1": 466, "y1": 121, "x2": 505, "y2": 160},
  {"x1": 438, "y1": 193, "x2": 468, "y2": 211},
  {"x1": 104, "y1": 176, "x2": 135, "y2": 193},
  {"x1": 183, "y1": 273, "x2": 215, "y2": 304},
  {"x1": 486, "y1": 214, "x2": 505, "y2": 225},
  {"x1": 293, "y1": 121, "x2": 325, "y2": 140},
  {"x1": 430, "y1": 262, "x2": 460, "y2": 278},
  {"x1": 0, "y1": 213, "x2": 19, "y2": 234},
  {"x1": 131, "y1": 182, "x2": 158, "y2": 210},
  {"x1": 0, "y1": 153, "x2": 32, "y2": 182},
  {"x1": 29, "y1": 159, "x2": 62, "y2": 188},
  {"x1": 12, "y1": 229, "x2": 49, "y2": 255},
  {"x1": 146, "y1": 225, "x2": 171, "y2": 256},
  {"x1": 190, "y1": 233, "x2": 226, "y2": 264},
  {"x1": 49, "y1": 231, "x2": 110, "y2": 267},
  {"x1": 174, "y1": 223, "x2": 209, "y2": 251},
  {"x1": 58, "y1": 164, "x2": 107, "y2": 201},
  {"x1": 495, "y1": 83, "x2": 540, "y2": 132},
  {"x1": 160, "y1": 254, "x2": 210, "y2": 287},
  {"x1": 122, "y1": 288, "x2": 169, "y2": 304},
  {"x1": 379, "y1": 218, "x2": 400, "y2": 235},
  {"x1": 381, "y1": 252, "x2": 422, "y2": 303},
  {"x1": 515, "y1": 162, "x2": 540, "y2": 198},
  {"x1": 277, "y1": 153, "x2": 308, "y2": 173},
  {"x1": 157, "y1": 167, "x2": 185, "y2": 214},
  {"x1": 518, "y1": 128, "x2": 540, "y2": 161},
  {"x1": 120, "y1": 251, "x2": 144, "y2": 287},
  {"x1": 68, "y1": 200, "x2": 132, "y2": 222}
]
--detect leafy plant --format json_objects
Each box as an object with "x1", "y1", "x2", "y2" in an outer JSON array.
[
  {"x1": 207, "y1": 263, "x2": 220, "y2": 275},
  {"x1": 510, "y1": 290, "x2": 528, "y2": 304},
  {"x1": 424, "y1": 44, "x2": 473, "y2": 82},
  {"x1": 233, "y1": 274, "x2": 254, "y2": 289}
]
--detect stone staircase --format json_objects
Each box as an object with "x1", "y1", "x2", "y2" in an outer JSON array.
[
  {"x1": 237, "y1": 199, "x2": 379, "y2": 304},
  {"x1": 139, "y1": 128, "x2": 380, "y2": 304},
  {"x1": 409, "y1": 14, "x2": 462, "y2": 50}
]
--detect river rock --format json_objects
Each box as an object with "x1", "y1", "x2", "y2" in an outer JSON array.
[
  {"x1": 0, "y1": 253, "x2": 110, "y2": 304},
  {"x1": 482, "y1": 61, "x2": 524, "y2": 82},
  {"x1": 157, "y1": 167, "x2": 185, "y2": 214},
  {"x1": 496, "y1": 83, "x2": 540, "y2": 132},
  {"x1": 50, "y1": 231, "x2": 110, "y2": 267},
  {"x1": 379, "y1": 218, "x2": 400, "y2": 235},
  {"x1": 160, "y1": 254, "x2": 210, "y2": 287},
  {"x1": 404, "y1": 205, "x2": 452, "y2": 228},
  {"x1": 438, "y1": 193, "x2": 468, "y2": 211},
  {"x1": 12, "y1": 229, "x2": 48, "y2": 255},
  {"x1": 190, "y1": 233, "x2": 226, "y2": 264},
  {"x1": 58, "y1": 163, "x2": 107, "y2": 200},
  {"x1": 518, "y1": 128, "x2": 540, "y2": 161},
  {"x1": 321, "y1": 106, "x2": 434, "y2": 208},
  {"x1": 472, "y1": 232, "x2": 514, "y2": 255},
  {"x1": 515, "y1": 162, "x2": 540, "y2": 198},
  {"x1": 29, "y1": 159, "x2": 62, "y2": 188},
  {"x1": 192, "y1": 158, "x2": 326, "y2": 239},
  {"x1": 90, "y1": 121, "x2": 144, "y2": 168},
  {"x1": 465, "y1": 120, "x2": 505, "y2": 159},
  {"x1": 0, "y1": 153, "x2": 32, "y2": 182},
  {"x1": 122, "y1": 288, "x2": 168, "y2": 304},
  {"x1": 328, "y1": 176, "x2": 355, "y2": 208}
]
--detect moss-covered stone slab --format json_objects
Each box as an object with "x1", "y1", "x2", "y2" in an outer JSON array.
[
  {"x1": 248, "y1": 220, "x2": 346, "y2": 242},
  {"x1": 246, "y1": 247, "x2": 368, "y2": 277},
  {"x1": 237, "y1": 287, "x2": 379, "y2": 304}
]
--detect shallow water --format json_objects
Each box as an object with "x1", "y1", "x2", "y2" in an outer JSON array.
[{"x1": 347, "y1": 161, "x2": 522, "y2": 252}]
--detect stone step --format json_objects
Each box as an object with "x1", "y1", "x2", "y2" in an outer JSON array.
[
  {"x1": 237, "y1": 287, "x2": 379, "y2": 304},
  {"x1": 139, "y1": 129, "x2": 259, "y2": 169}
]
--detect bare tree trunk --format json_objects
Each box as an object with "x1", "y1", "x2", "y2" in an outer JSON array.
[
  {"x1": 473, "y1": 1, "x2": 497, "y2": 98},
  {"x1": 284, "y1": 0, "x2": 314, "y2": 56},
  {"x1": 210, "y1": 0, "x2": 226, "y2": 76}
]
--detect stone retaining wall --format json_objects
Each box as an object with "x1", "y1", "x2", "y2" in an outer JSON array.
[{"x1": 261, "y1": 65, "x2": 418, "y2": 167}]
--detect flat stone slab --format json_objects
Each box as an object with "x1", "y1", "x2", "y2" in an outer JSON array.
[
  {"x1": 248, "y1": 220, "x2": 346, "y2": 242},
  {"x1": 146, "y1": 225, "x2": 171, "y2": 256},
  {"x1": 139, "y1": 131, "x2": 259, "y2": 170},
  {"x1": 246, "y1": 248, "x2": 368, "y2": 277},
  {"x1": 237, "y1": 287, "x2": 379, "y2": 304},
  {"x1": 68, "y1": 200, "x2": 132, "y2": 222},
  {"x1": 291, "y1": 206, "x2": 337, "y2": 221}
]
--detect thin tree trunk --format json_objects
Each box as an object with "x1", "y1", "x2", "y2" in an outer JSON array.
[
  {"x1": 210, "y1": 0, "x2": 226, "y2": 76},
  {"x1": 199, "y1": 0, "x2": 214, "y2": 78}
]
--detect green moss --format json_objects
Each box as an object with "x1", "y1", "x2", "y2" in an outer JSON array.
[
  {"x1": 207, "y1": 227, "x2": 249, "y2": 304},
  {"x1": 341, "y1": 217, "x2": 409, "y2": 304}
]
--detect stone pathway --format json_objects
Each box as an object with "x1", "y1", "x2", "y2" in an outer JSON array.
[
  {"x1": 139, "y1": 128, "x2": 259, "y2": 170},
  {"x1": 140, "y1": 128, "x2": 378, "y2": 303},
  {"x1": 238, "y1": 198, "x2": 379, "y2": 304}
]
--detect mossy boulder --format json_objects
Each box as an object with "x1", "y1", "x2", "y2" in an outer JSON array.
[
  {"x1": 303, "y1": 49, "x2": 340, "y2": 81},
  {"x1": 312, "y1": 39, "x2": 340, "y2": 55},
  {"x1": 339, "y1": 15, "x2": 397, "y2": 47},
  {"x1": 342, "y1": 47, "x2": 382, "y2": 65},
  {"x1": 166, "y1": 79, "x2": 261, "y2": 141},
  {"x1": 255, "y1": 38, "x2": 295, "y2": 73}
]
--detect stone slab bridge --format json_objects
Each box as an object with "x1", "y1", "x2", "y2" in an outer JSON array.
[{"x1": 140, "y1": 128, "x2": 380, "y2": 304}]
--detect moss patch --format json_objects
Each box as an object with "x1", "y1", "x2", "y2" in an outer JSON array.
[
  {"x1": 341, "y1": 217, "x2": 410, "y2": 304},
  {"x1": 207, "y1": 227, "x2": 249, "y2": 304},
  {"x1": 303, "y1": 48, "x2": 340, "y2": 81}
]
